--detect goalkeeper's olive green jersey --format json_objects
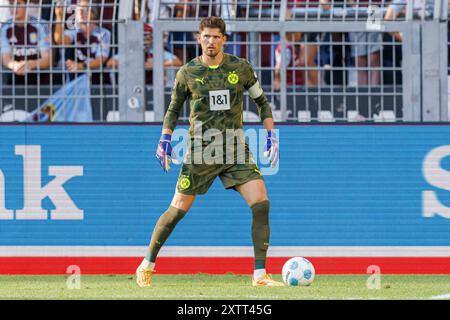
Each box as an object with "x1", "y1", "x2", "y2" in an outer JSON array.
[{"x1": 163, "y1": 53, "x2": 273, "y2": 140}]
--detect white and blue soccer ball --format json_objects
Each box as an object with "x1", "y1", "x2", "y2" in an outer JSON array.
[{"x1": 281, "y1": 257, "x2": 315, "y2": 286}]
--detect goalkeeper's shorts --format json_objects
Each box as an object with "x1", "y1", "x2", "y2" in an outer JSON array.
[{"x1": 175, "y1": 147, "x2": 263, "y2": 195}]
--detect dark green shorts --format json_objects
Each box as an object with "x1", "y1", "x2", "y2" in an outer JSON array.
[{"x1": 176, "y1": 162, "x2": 263, "y2": 195}]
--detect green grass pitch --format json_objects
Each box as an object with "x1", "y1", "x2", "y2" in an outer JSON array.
[{"x1": 0, "y1": 274, "x2": 449, "y2": 300}]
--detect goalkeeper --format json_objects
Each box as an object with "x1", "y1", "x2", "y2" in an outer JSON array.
[{"x1": 136, "y1": 16, "x2": 283, "y2": 287}]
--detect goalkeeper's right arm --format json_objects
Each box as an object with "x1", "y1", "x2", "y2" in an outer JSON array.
[{"x1": 162, "y1": 68, "x2": 189, "y2": 132}]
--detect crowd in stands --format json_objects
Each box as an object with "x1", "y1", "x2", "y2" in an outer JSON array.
[
  {"x1": 0, "y1": 0, "x2": 115, "y2": 85},
  {"x1": 0, "y1": 0, "x2": 447, "y2": 91}
]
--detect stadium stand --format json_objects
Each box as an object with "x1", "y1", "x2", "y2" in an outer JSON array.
[{"x1": 0, "y1": 0, "x2": 448, "y2": 122}]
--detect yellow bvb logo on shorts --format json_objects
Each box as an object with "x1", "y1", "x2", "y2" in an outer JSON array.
[
  {"x1": 179, "y1": 176, "x2": 191, "y2": 190},
  {"x1": 227, "y1": 71, "x2": 239, "y2": 85}
]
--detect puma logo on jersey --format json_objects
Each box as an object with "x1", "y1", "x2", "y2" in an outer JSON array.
[{"x1": 195, "y1": 78, "x2": 206, "y2": 85}]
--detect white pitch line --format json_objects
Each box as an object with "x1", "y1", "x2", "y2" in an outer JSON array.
[
  {"x1": 431, "y1": 293, "x2": 450, "y2": 299},
  {"x1": 1, "y1": 246, "x2": 450, "y2": 257}
]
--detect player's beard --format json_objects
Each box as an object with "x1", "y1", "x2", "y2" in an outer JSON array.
[{"x1": 204, "y1": 47, "x2": 220, "y2": 58}]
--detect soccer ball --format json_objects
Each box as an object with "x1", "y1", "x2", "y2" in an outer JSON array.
[{"x1": 281, "y1": 257, "x2": 315, "y2": 286}]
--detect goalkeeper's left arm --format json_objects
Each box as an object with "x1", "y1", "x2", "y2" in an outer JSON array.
[{"x1": 243, "y1": 61, "x2": 278, "y2": 167}]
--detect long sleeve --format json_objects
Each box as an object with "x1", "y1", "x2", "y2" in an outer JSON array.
[
  {"x1": 162, "y1": 67, "x2": 190, "y2": 131},
  {"x1": 243, "y1": 60, "x2": 273, "y2": 122}
]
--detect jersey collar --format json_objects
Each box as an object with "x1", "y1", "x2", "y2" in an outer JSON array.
[{"x1": 198, "y1": 52, "x2": 228, "y2": 69}]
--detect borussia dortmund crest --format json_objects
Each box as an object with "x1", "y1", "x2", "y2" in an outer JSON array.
[
  {"x1": 227, "y1": 71, "x2": 239, "y2": 85},
  {"x1": 179, "y1": 176, "x2": 191, "y2": 190}
]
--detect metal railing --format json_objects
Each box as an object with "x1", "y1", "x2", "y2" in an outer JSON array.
[
  {"x1": 135, "y1": 0, "x2": 447, "y2": 123},
  {"x1": 447, "y1": 3, "x2": 449, "y2": 121},
  {"x1": 0, "y1": 0, "x2": 448, "y2": 122},
  {"x1": 0, "y1": 0, "x2": 120, "y2": 122}
]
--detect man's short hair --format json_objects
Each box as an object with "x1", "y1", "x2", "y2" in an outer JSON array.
[
  {"x1": 199, "y1": 16, "x2": 226, "y2": 35},
  {"x1": 78, "y1": 0, "x2": 99, "y2": 20}
]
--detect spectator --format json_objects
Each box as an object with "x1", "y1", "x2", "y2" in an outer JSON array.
[
  {"x1": 383, "y1": 0, "x2": 435, "y2": 38},
  {"x1": 0, "y1": 0, "x2": 9, "y2": 86},
  {"x1": 170, "y1": 1, "x2": 197, "y2": 62},
  {"x1": 299, "y1": 33, "x2": 320, "y2": 86},
  {"x1": 134, "y1": 0, "x2": 148, "y2": 21},
  {"x1": 46, "y1": 0, "x2": 78, "y2": 84},
  {"x1": 348, "y1": 31, "x2": 382, "y2": 86},
  {"x1": 285, "y1": 0, "x2": 321, "y2": 86},
  {"x1": 273, "y1": 32, "x2": 304, "y2": 90},
  {"x1": 272, "y1": 5, "x2": 321, "y2": 89},
  {"x1": 384, "y1": 0, "x2": 407, "y2": 42},
  {"x1": 106, "y1": 24, "x2": 182, "y2": 87},
  {"x1": 0, "y1": 0, "x2": 52, "y2": 85},
  {"x1": 347, "y1": 0, "x2": 382, "y2": 86},
  {"x1": 135, "y1": 0, "x2": 176, "y2": 59},
  {"x1": 319, "y1": 0, "x2": 349, "y2": 86},
  {"x1": 0, "y1": 0, "x2": 10, "y2": 25},
  {"x1": 142, "y1": 0, "x2": 175, "y2": 22},
  {"x1": 0, "y1": 0, "x2": 40, "y2": 24},
  {"x1": 53, "y1": 0, "x2": 111, "y2": 84},
  {"x1": 380, "y1": 1, "x2": 405, "y2": 85},
  {"x1": 143, "y1": 24, "x2": 182, "y2": 86},
  {"x1": 216, "y1": 1, "x2": 241, "y2": 56}
]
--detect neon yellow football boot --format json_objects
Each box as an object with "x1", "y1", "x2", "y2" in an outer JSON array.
[
  {"x1": 252, "y1": 274, "x2": 285, "y2": 287},
  {"x1": 136, "y1": 266, "x2": 154, "y2": 287}
]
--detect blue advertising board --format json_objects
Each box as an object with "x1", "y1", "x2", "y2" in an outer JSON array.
[{"x1": 0, "y1": 124, "x2": 450, "y2": 247}]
